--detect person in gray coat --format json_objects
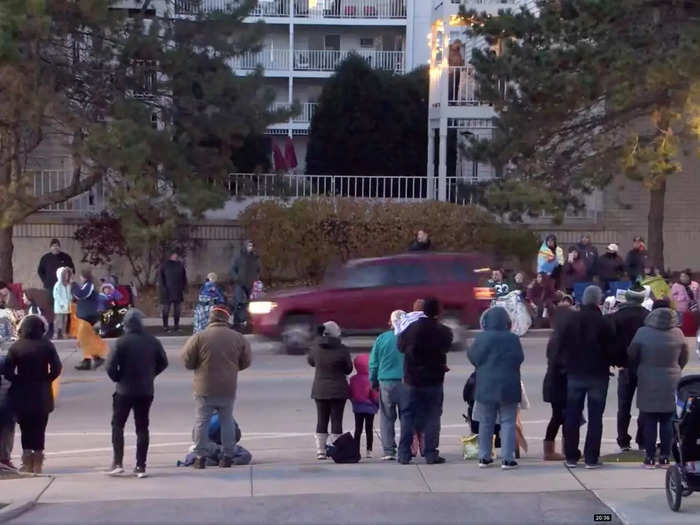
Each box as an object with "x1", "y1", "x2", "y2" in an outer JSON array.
[
  {"x1": 467, "y1": 307, "x2": 524, "y2": 470},
  {"x1": 627, "y1": 307, "x2": 689, "y2": 468}
]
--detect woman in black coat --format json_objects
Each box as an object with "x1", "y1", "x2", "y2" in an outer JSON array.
[
  {"x1": 308, "y1": 321, "x2": 353, "y2": 460},
  {"x1": 2, "y1": 315, "x2": 62, "y2": 473}
]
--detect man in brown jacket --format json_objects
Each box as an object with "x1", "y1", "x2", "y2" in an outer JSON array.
[{"x1": 182, "y1": 306, "x2": 252, "y2": 468}]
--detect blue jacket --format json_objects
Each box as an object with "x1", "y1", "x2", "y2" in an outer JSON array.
[
  {"x1": 72, "y1": 281, "x2": 99, "y2": 322},
  {"x1": 467, "y1": 307, "x2": 524, "y2": 404},
  {"x1": 369, "y1": 330, "x2": 404, "y2": 384}
]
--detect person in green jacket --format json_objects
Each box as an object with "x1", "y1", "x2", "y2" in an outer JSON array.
[{"x1": 369, "y1": 309, "x2": 406, "y2": 461}]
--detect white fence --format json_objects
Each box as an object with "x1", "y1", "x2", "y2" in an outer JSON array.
[{"x1": 175, "y1": 0, "x2": 407, "y2": 18}]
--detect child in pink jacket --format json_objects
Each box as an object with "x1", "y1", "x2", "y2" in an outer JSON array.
[{"x1": 349, "y1": 354, "x2": 379, "y2": 458}]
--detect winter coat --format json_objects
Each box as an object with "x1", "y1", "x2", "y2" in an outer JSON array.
[
  {"x1": 37, "y1": 251, "x2": 75, "y2": 290},
  {"x1": 542, "y1": 306, "x2": 573, "y2": 405},
  {"x1": 231, "y1": 249, "x2": 261, "y2": 291},
  {"x1": 562, "y1": 259, "x2": 588, "y2": 291},
  {"x1": 627, "y1": 308, "x2": 688, "y2": 413},
  {"x1": 572, "y1": 242, "x2": 599, "y2": 279},
  {"x1": 671, "y1": 281, "x2": 700, "y2": 313},
  {"x1": 368, "y1": 330, "x2": 404, "y2": 384},
  {"x1": 537, "y1": 242, "x2": 564, "y2": 276},
  {"x1": 193, "y1": 282, "x2": 226, "y2": 334},
  {"x1": 398, "y1": 317, "x2": 453, "y2": 387},
  {"x1": 625, "y1": 248, "x2": 648, "y2": 283},
  {"x1": 107, "y1": 311, "x2": 168, "y2": 397},
  {"x1": 597, "y1": 252, "x2": 625, "y2": 282},
  {"x1": 609, "y1": 304, "x2": 649, "y2": 368},
  {"x1": 558, "y1": 304, "x2": 616, "y2": 378},
  {"x1": 159, "y1": 260, "x2": 188, "y2": 304},
  {"x1": 181, "y1": 321, "x2": 252, "y2": 399},
  {"x1": 349, "y1": 354, "x2": 379, "y2": 414},
  {"x1": 72, "y1": 281, "x2": 100, "y2": 324},
  {"x1": 526, "y1": 279, "x2": 556, "y2": 309},
  {"x1": 308, "y1": 336, "x2": 353, "y2": 400},
  {"x1": 467, "y1": 307, "x2": 524, "y2": 405},
  {"x1": 2, "y1": 316, "x2": 62, "y2": 416},
  {"x1": 53, "y1": 267, "x2": 73, "y2": 315},
  {"x1": 24, "y1": 288, "x2": 54, "y2": 324}
]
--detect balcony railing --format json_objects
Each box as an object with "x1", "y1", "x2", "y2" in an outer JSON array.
[
  {"x1": 272, "y1": 102, "x2": 319, "y2": 123},
  {"x1": 32, "y1": 170, "x2": 107, "y2": 213},
  {"x1": 448, "y1": 66, "x2": 479, "y2": 106},
  {"x1": 232, "y1": 48, "x2": 290, "y2": 70},
  {"x1": 233, "y1": 49, "x2": 404, "y2": 73},
  {"x1": 175, "y1": 0, "x2": 407, "y2": 18}
]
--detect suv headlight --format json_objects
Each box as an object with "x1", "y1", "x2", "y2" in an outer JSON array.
[{"x1": 248, "y1": 301, "x2": 277, "y2": 315}]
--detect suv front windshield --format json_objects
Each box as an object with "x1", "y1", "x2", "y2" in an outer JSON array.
[{"x1": 324, "y1": 263, "x2": 391, "y2": 289}]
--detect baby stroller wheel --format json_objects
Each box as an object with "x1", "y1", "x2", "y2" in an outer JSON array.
[{"x1": 665, "y1": 465, "x2": 683, "y2": 512}]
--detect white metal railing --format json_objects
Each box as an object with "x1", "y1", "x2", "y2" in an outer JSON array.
[
  {"x1": 293, "y1": 49, "x2": 404, "y2": 73},
  {"x1": 293, "y1": 0, "x2": 407, "y2": 19},
  {"x1": 32, "y1": 170, "x2": 107, "y2": 213},
  {"x1": 250, "y1": 0, "x2": 291, "y2": 16},
  {"x1": 272, "y1": 102, "x2": 318, "y2": 122},
  {"x1": 232, "y1": 48, "x2": 290, "y2": 70},
  {"x1": 450, "y1": 0, "x2": 517, "y2": 5},
  {"x1": 448, "y1": 66, "x2": 479, "y2": 105}
]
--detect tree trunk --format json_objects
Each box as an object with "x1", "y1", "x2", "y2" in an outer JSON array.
[
  {"x1": 0, "y1": 226, "x2": 14, "y2": 283},
  {"x1": 648, "y1": 179, "x2": 666, "y2": 270}
]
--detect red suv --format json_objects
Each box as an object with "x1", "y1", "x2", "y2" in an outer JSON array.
[{"x1": 248, "y1": 253, "x2": 493, "y2": 353}]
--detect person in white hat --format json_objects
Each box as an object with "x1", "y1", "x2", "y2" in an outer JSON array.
[{"x1": 597, "y1": 243, "x2": 625, "y2": 294}]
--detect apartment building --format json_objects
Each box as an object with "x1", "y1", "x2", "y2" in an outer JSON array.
[{"x1": 174, "y1": 0, "x2": 432, "y2": 172}]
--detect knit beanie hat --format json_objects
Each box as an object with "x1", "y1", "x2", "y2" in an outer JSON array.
[
  {"x1": 582, "y1": 285, "x2": 603, "y2": 306},
  {"x1": 625, "y1": 288, "x2": 646, "y2": 304}
]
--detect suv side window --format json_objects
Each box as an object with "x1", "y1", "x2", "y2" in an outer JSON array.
[
  {"x1": 334, "y1": 264, "x2": 391, "y2": 289},
  {"x1": 432, "y1": 260, "x2": 476, "y2": 284},
  {"x1": 391, "y1": 263, "x2": 430, "y2": 286}
]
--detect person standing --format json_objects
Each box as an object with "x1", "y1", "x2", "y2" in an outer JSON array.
[
  {"x1": 0, "y1": 349, "x2": 15, "y2": 470},
  {"x1": 159, "y1": 252, "x2": 188, "y2": 333},
  {"x1": 349, "y1": 354, "x2": 379, "y2": 459},
  {"x1": 106, "y1": 310, "x2": 168, "y2": 478},
  {"x1": 2, "y1": 315, "x2": 62, "y2": 473},
  {"x1": 230, "y1": 241, "x2": 261, "y2": 327},
  {"x1": 37, "y1": 239, "x2": 75, "y2": 292},
  {"x1": 397, "y1": 297, "x2": 453, "y2": 465},
  {"x1": 597, "y1": 244, "x2": 626, "y2": 294},
  {"x1": 609, "y1": 287, "x2": 650, "y2": 452},
  {"x1": 562, "y1": 248, "x2": 588, "y2": 295},
  {"x1": 308, "y1": 321, "x2": 353, "y2": 460},
  {"x1": 628, "y1": 306, "x2": 688, "y2": 468},
  {"x1": 369, "y1": 310, "x2": 406, "y2": 461},
  {"x1": 671, "y1": 269, "x2": 700, "y2": 336},
  {"x1": 468, "y1": 307, "x2": 524, "y2": 470},
  {"x1": 52, "y1": 267, "x2": 73, "y2": 339},
  {"x1": 572, "y1": 234, "x2": 599, "y2": 281},
  {"x1": 408, "y1": 230, "x2": 432, "y2": 252},
  {"x1": 625, "y1": 236, "x2": 649, "y2": 285},
  {"x1": 72, "y1": 269, "x2": 108, "y2": 371},
  {"x1": 182, "y1": 306, "x2": 251, "y2": 469},
  {"x1": 560, "y1": 285, "x2": 616, "y2": 469}
]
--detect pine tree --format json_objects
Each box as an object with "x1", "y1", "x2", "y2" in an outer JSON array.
[
  {"x1": 0, "y1": 0, "x2": 284, "y2": 281},
  {"x1": 461, "y1": 0, "x2": 700, "y2": 267}
]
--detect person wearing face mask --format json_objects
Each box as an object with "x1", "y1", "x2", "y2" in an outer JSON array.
[{"x1": 231, "y1": 240, "x2": 261, "y2": 327}]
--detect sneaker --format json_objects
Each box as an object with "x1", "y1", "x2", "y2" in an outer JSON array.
[
  {"x1": 74, "y1": 358, "x2": 92, "y2": 371},
  {"x1": 219, "y1": 456, "x2": 233, "y2": 468},
  {"x1": 381, "y1": 455, "x2": 396, "y2": 461},
  {"x1": 502, "y1": 460, "x2": 518, "y2": 470},
  {"x1": 163, "y1": 327, "x2": 170, "y2": 333},
  {"x1": 366, "y1": 451, "x2": 372, "y2": 459},
  {"x1": 193, "y1": 456, "x2": 206, "y2": 470},
  {"x1": 107, "y1": 464, "x2": 124, "y2": 476},
  {"x1": 0, "y1": 460, "x2": 17, "y2": 471},
  {"x1": 584, "y1": 462, "x2": 602, "y2": 470},
  {"x1": 92, "y1": 357, "x2": 105, "y2": 370},
  {"x1": 478, "y1": 458, "x2": 494, "y2": 468},
  {"x1": 426, "y1": 456, "x2": 446, "y2": 465},
  {"x1": 642, "y1": 458, "x2": 656, "y2": 469},
  {"x1": 564, "y1": 460, "x2": 578, "y2": 468},
  {"x1": 133, "y1": 466, "x2": 148, "y2": 478}
]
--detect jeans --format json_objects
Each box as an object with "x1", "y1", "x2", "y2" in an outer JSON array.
[
  {"x1": 564, "y1": 375, "x2": 609, "y2": 465},
  {"x1": 617, "y1": 369, "x2": 643, "y2": 448},
  {"x1": 112, "y1": 394, "x2": 154, "y2": 468},
  {"x1": 354, "y1": 413, "x2": 374, "y2": 452},
  {"x1": 398, "y1": 384, "x2": 443, "y2": 463},
  {"x1": 194, "y1": 396, "x2": 236, "y2": 458},
  {"x1": 17, "y1": 412, "x2": 49, "y2": 450},
  {"x1": 379, "y1": 381, "x2": 403, "y2": 456},
  {"x1": 477, "y1": 402, "x2": 518, "y2": 462},
  {"x1": 315, "y1": 399, "x2": 346, "y2": 434},
  {"x1": 161, "y1": 302, "x2": 182, "y2": 329},
  {"x1": 641, "y1": 411, "x2": 673, "y2": 460},
  {"x1": 0, "y1": 420, "x2": 14, "y2": 461},
  {"x1": 545, "y1": 401, "x2": 566, "y2": 442}
]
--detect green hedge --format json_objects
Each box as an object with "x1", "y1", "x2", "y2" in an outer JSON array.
[{"x1": 239, "y1": 199, "x2": 539, "y2": 283}]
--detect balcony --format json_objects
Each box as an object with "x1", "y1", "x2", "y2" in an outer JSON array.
[
  {"x1": 272, "y1": 102, "x2": 319, "y2": 123},
  {"x1": 175, "y1": 0, "x2": 407, "y2": 19},
  {"x1": 32, "y1": 170, "x2": 107, "y2": 213},
  {"x1": 232, "y1": 49, "x2": 405, "y2": 73},
  {"x1": 448, "y1": 66, "x2": 479, "y2": 105}
]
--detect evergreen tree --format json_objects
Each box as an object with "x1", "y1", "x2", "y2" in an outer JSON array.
[
  {"x1": 0, "y1": 0, "x2": 285, "y2": 281},
  {"x1": 461, "y1": 0, "x2": 700, "y2": 267}
]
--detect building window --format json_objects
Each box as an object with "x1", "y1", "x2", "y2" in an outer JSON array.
[{"x1": 360, "y1": 38, "x2": 374, "y2": 49}]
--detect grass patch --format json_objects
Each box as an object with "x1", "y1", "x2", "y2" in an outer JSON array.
[{"x1": 601, "y1": 449, "x2": 646, "y2": 463}]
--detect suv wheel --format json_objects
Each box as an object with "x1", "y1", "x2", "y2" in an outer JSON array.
[
  {"x1": 281, "y1": 315, "x2": 314, "y2": 355},
  {"x1": 442, "y1": 313, "x2": 466, "y2": 352}
]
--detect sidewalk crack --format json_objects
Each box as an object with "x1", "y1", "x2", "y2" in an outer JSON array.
[
  {"x1": 416, "y1": 465, "x2": 432, "y2": 493},
  {"x1": 249, "y1": 465, "x2": 254, "y2": 497}
]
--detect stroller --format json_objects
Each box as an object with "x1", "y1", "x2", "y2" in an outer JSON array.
[{"x1": 666, "y1": 374, "x2": 700, "y2": 511}]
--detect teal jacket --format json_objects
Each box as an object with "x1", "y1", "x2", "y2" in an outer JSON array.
[{"x1": 369, "y1": 330, "x2": 404, "y2": 383}]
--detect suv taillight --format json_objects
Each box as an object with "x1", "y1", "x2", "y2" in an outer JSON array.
[{"x1": 474, "y1": 287, "x2": 495, "y2": 300}]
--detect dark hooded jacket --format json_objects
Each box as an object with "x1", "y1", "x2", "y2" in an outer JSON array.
[
  {"x1": 543, "y1": 306, "x2": 574, "y2": 405},
  {"x1": 598, "y1": 252, "x2": 625, "y2": 282},
  {"x1": 308, "y1": 336, "x2": 353, "y2": 399},
  {"x1": 559, "y1": 304, "x2": 616, "y2": 378},
  {"x1": 159, "y1": 259, "x2": 188, "y2": 304},
  {"x1": 609, "y1": 303, "x2": 649, "y2": 368},
  {"x1": 231, "y1": 245, "x2": 261, "y2": 291},
  {"x1": 398, "y1": 316, "x2": 453, "y2": 387},
  {"x1": 107, "y1": 310, "x2": 168, "y2": 397},
  {"x1": 573, "y1": 242, "x2": 599, "y2": 279},
  {"x1": 467, "y1": 307, "x2": 524, "y2": 404},
  {"x1": 2, "y1": 315, "x2": 62, "y2": 415},
  {"x1": 628, "y1": 308, "x2": 688, "y2": 413},
  {"x1": 38, "y1": 250, "x2": 75, "y2": 290}
]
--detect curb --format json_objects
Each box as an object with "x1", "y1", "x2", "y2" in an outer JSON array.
[{"x1": 0, "y1": 476, "x2": 54, "y2": 524}]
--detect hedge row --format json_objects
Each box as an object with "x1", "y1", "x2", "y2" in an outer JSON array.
[{"x1": 239, "y1": 199, "x2": 540, "y2": 284}]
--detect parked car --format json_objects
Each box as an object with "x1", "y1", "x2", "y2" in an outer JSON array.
[{"x1": 248, "y1": 253, "x2": 494, "y2": 354}]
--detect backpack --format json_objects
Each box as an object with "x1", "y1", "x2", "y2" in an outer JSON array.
[{"x1": 327, "y1": 432, "x2": 360, "y2": 464}]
